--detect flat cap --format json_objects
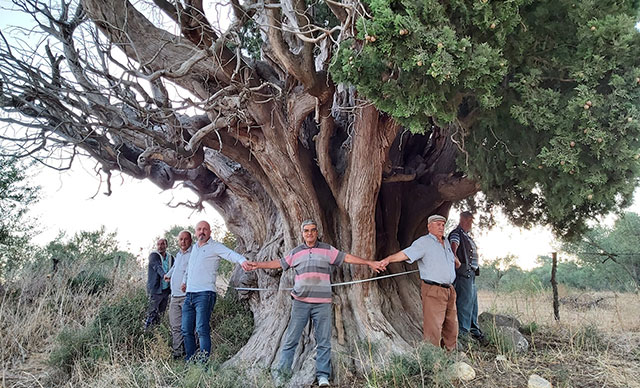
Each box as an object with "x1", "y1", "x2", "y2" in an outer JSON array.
[{"x1": 427, "y1": 214, "x2": 446, "y2": 223}]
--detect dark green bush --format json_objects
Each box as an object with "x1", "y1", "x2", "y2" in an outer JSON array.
[
  {"x1": 50, "y1": 288, "x2": 147, "y2": 372},
  {"x1": 210, "y1": 293, "x2": 254, "y2": 362},
  {"x1": 376, "y1": 343, "x2": 453, "y2": 388},
  {"x1": 68, "y1": 270, "x2": 112, "y2": 295}
]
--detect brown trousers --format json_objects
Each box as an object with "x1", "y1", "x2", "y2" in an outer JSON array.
[{"x1": 420, "y1": 282, "x2": 458, "y2": 351}]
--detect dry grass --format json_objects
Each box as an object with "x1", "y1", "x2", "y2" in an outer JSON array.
[
  {"x1": 478, "y1": 288, "x2": 640, "y2": 332},
  {"x1": 1, "y1": 260, "x2": 142, "y2": 387},
  {"x1": 460, "y1": 289, "x2": 640, "y2": 388},
  {"x1": 3, "y1": 263, "x2": 639, "y2": 388}
]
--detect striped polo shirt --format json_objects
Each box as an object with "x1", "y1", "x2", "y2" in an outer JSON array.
[{"x1": 280, "y1": 241, "x2": 346, "y2": 304}]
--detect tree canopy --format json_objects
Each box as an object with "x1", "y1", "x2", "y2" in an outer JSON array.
[
  {"x1": 0, "y1": 1, "x2": 638, "y2": 240},
  {"x1": 332, "y1": 0, "x2": 640, "y2": 235}
]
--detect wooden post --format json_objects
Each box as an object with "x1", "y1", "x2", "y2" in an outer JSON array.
[{"x1": 551, "y1": 252, "x2": 560, "y2": 321}]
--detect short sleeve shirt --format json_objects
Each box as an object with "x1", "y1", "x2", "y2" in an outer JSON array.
[
  {"x1": 402, "y1": 234, "x2": 456, "y2": 284},
  {"x1": 280, "y1": 241, "x2": 346, "y2": 303}
]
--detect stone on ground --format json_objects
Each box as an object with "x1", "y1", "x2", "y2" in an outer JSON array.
[
  {"x1": 450, "y1": 361, "x2": 476, "y2": 381},
  {"x1": 528, "y1": 374, "x2": 552, "y2": 388}
]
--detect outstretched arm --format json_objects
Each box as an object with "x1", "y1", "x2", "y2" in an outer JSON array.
[
  {"x1": 344, "y1": 254, "x2": 386, "y2": 273},
  {"x1": 381, "y1": 251, "x2": 410, "y2": 266},
  {"x1": 247, "y1": 259, "x2": 283, "y2": 270}
]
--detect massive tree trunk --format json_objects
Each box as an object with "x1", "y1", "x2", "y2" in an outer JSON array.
[{"x1": 0, "y1": 0, "x2": 478, "y2": 384}]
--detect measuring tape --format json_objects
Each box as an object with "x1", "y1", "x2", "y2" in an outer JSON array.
[{"x1": 233, "y1": 269, "x2": 419, "y2": 292}]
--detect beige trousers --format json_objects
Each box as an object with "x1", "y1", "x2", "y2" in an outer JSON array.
[
  {"x1": 168, "y1": 295, "x2": 186, "y2": 356},
  {"x1": 420, "y1": 282, "x2": 458, "y2": 351}
]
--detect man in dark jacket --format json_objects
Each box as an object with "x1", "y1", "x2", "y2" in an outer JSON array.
[
  {"x1": 145, "y1": 238, "x2": 174, "y2": 329},
  {"x1": 448, "y1": 211, "x2": 485, "y2": 344}
]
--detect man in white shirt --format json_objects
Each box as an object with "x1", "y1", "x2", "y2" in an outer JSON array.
[
  {"x1": 164, "y1": 230, "x2": 193, "y2": 359},
  {"x1": 180, "y1": 220, "x2": 252, "y2": 360}
]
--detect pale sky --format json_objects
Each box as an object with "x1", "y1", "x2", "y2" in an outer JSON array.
[
  {"x1": 26, "y1": 155, "x2": 595, "y2": 269},
  {"x1": 29, "y1": 156, "x2": 223, "y2": 259}
]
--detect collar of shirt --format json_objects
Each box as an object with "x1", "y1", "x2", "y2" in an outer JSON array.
[
  {"x1": 196, "y1": 237, "x2": 214, "y2": 249},
  {"x1": 179, "y1": 246, "x2": 192, "y2": 256},
  {"x1": 427, "y1": 233, "x2": 446, "y2": 245},
  {"x1": 302, "y1": 241, "x2": 320, "y2": 249}
]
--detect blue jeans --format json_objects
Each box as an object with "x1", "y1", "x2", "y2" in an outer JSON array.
[
  {"x1": 454, "y1": 270, "x2": 482, "y2": 337},
  {"x1": 181, "y1": 291, "x2": 216, "y2": 360},
  {"x1": 279, "y1": 300, "x2": 332, "y2": 379}
]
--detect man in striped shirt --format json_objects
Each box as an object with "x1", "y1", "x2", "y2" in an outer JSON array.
[{"x1": 248, "y1": 219, "x2": 386, "y2": 387}]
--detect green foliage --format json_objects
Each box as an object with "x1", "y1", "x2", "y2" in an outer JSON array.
[
  {"x1": 564, "y1": 211, "x2": 640, "y2": 290},
  {"x1": 371, "y1": 343, "x2": 453, "y2": 387},
  {"x1": 519, "y1": 321, "x2": 539, "y2": 335},
  {"x1": 332, "y1": 0, "x2": 640, "y2": 235},
  {"x1": 332, "y1": 0, "x2": 518, "y2": 128},
  {"x1": 239, "y1": 19, "x2": 263, "y2": 62},
  {"x1": 477, "y1": 252, "x2": 637, "y2": 293},
  {"x1": 570, "y1": 324, "x2": 605, "y2": 352},
  {"x1": 0, "y1": 155, "x2": 39, "y2": 279},
  {"x1": 68, "y1": 270, "x2": 112, "y2": 295},
  {"x1": 210, "y1": 293, "x2": 254, "y2": 362},
  {"x1": 50, "y1": 287, "x2": 148, "y2": 372},
  {"x1": 44, "y1": 227, "x2": 133, "y2": 266}
]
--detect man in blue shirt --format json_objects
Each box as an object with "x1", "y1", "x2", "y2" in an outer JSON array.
[
  {"x1": 180, "y1": 220, "x2": 252, "y2": 360},
  {"x1": 382, "y1": 214, "x2": 458, "y2": 350},
  {"x1": 145, "y1": 238, "x2": 173, "y2": 329}
]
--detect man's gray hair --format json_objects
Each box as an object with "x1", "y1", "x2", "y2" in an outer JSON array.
[{"x1": 301, "y1": 219, "x2": 317, "y2": 230}]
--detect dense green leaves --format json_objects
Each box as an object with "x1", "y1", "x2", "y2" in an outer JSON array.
[
  {"x1": 563, "y1": 211, "x2": 640, "y2": 290},
  {"x1": 0, "y1": 155, "x2": 38, "y2": 278},
  {"x1": 331, "y1": 0, "x2": 640, "y2": 235}
]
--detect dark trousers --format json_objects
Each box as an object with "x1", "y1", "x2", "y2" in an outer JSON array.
[
  {"x1": 454, "y1": 270, "x2": 482, "y2": 337},
  {"x1": 145, "y1": 288, "x2": 170, "y2": 328}
]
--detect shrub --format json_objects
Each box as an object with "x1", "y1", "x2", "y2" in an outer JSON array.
[
  {"x1": 372, "y1": 343, "x2": 454, "y2": 388},
  {"x1": 50, "y1": 287, "x2": 148, "y2": 372},
  {"x1": 68, "y1": 270, "x2": 112, "y2": 295},
  {"x1": 571, "y1": 324, "x2": 605, "y2": 352},
  {"x1": 210, "y1": 293, "x2": 254, "y2": 362}
]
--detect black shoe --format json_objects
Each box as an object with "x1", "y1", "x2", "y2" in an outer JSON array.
[{"x1": 472, "y1": 333, "x2": 489, "y2": 346}]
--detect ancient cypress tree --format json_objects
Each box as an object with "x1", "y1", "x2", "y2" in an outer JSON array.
[{"x1": 1, "y1": 0, "x2": 639, "y2": 383}]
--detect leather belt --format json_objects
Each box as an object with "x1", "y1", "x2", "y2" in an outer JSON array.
[{"x1": 422, "y1": 279, "x2": 452, "y2": 289}]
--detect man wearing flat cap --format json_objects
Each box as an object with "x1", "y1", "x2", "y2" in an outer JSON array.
[{"x1": 382, "y1": 214, "x2": 458, "y2": 350}]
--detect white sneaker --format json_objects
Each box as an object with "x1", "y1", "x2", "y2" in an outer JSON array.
[{"x1": 318, "y1": 376, "x2": 330, "y2": 386}]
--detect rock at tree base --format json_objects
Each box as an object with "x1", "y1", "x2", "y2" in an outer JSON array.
[
  {"x1": 478, "y1": 312, "x2": 522, "y2": 330},
  {"x1": 496, "y1": 326, "x2": 529, "y2": 353},
  {"x1": 528, "y1": 374, "x2": 552, "y2": 388},
  {"x1": 450, "y1": 361, "x2": 476, "y2": 381}
]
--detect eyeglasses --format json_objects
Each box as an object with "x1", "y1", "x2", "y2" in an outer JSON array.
[{"x1": 303, "y1": 228, "x2": 318, "y2": 234}]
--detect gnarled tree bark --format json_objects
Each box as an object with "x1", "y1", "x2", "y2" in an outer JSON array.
[{"x1": 0, "y1": 1, "x2": 479, "y2": 385}]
